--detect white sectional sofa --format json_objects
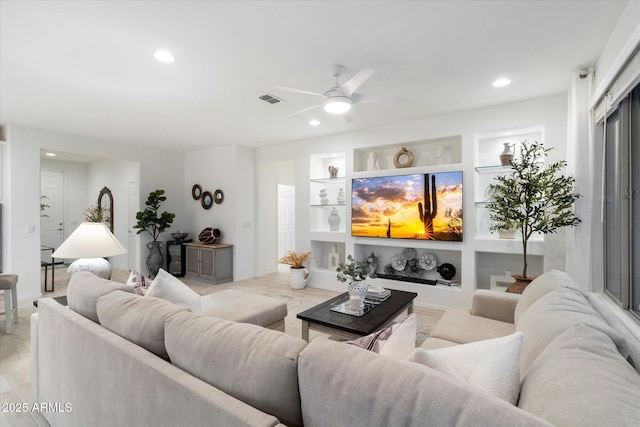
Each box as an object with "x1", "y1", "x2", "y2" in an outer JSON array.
[{"x1": 31, "y1": 270, "x2": 640, "y2": 426}]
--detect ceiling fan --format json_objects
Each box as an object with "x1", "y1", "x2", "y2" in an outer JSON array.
[{"x1": 275, "y1": 65, "x2": 405, "y2": 118}]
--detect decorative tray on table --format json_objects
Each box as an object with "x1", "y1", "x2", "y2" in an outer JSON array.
[{"x1": 329, "y1": 296, "x2": 385, "y2": 317}]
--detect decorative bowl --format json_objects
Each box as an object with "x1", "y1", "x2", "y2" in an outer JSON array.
[{"x1": 171, "y1": 232, "x2": 189, "y2": 240}]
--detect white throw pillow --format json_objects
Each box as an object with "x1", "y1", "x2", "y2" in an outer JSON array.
[
  {"x1": 346, "y1": 313, "x2": 416, "y2": 360},
  {"x1": 146, "y1": 268, "x2": 202, "y2": 315},
  {"x1": 408, "y1": 331, "x2": 524, "y2": 405}
]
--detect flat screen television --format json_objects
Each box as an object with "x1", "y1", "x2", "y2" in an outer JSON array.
[{"x1": 351, "y1": 171, "x2": 463, "y2": 241}]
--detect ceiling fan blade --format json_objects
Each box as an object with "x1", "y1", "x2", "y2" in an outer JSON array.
[
  {"x1": 351, "y1": 93, "x2": 406, "y2": 105},
  {"x1": 340, "y1": 68, "x2": 375, "y2": 96},
  {"x1": 274, "y1": 86, "x2": 324, "y2": 97},
  {"x1": 289, "y1": 104, "x2": 322, "y2": 118}
]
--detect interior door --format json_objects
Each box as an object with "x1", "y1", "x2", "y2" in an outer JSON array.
[
  {"x1": 277, "y1": 184, "x2": 295, "y2": 262},
  {"x1": 40, "y1": 169, "x2": 65, "y2": 263},
  {"x1": 128, "y1": 181, "x2": 139, "y2": 271}
]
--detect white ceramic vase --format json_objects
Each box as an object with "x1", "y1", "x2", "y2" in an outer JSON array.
[
  {"x1": 348, "y1": 280, "x2": 368, "y2": 310},
  {"x1": 289, "y1": 267, "x2": 309, "y2": 290}
]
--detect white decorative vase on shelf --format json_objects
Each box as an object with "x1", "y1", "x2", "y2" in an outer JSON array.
[
  {"x1": 336, "y1": 188, "x2": 345, "y2": 204},
  {"x1": 319, "y1": 188, "x2": 329, "y2": 205},
  {"x1": 348, "y1": 280, "x2": 368, "y2": 311},
  {"x1": 289, "y1": 267, "x2": 309, "y2": 290},
  {"x1": 328, "y1": 208, "x2": 341, "y2": 231},
  {"x1": 328, "y1": 244, "x2": 340, "y2": 269},
  {"x1": 499, "y1": 143, "x2": 514, "y2": 166}
]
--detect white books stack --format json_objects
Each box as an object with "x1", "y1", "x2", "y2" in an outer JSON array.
[
  {"x1": 366, "y1": 286, "x2": 391, "y2": 301},
  {"x1": 436, "y1": 279, "x2": 460, "y2": 287}
]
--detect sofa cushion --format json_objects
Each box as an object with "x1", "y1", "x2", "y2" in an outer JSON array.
[
  {"x1": 519, "y1": 324, "x2": 640, "y2": 426},
  {"x1": 430, "y1": 306, "x2": 515, "y2": 344},
  {"x1": 514, "y1": 270, "x2": 581, "y2": 324},
  {"x1": 96, "y1": 291, "x2": 188, "y2": 360},
  {"x1": 419, "y1": 337, "x2": 459, "y2": 350},
  {"x1": 298, "y1": 338, "x2": 550, "y2": 427},
  {"x1": 408, "y1": 332, "x2": 524, "y2": 405},
  {"x1": 516, "y1": 287, "x2": 628, "y2": 374},
  {"x1": 67, "y1": 271, "x2": 134, "y2": 323},
  {"x1": 200, "y1": 289, "x2": 287, "y2": 327},
  {"x1": 346, "y1": 313, "x2": 416, "y2": 360},
  {"x1": 165, "y1": 311, "x2": 307, "y2": 427},
  {"x1": 146, "y1": 268, "x2": 202, "y2": 314}
]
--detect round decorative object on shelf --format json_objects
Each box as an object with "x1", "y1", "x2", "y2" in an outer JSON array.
[
  {"x1": 401, "y1": 248, "x2": 417, "y2": 260},
  {"x1": 391, "y1": 254, "x2": 407, "y2": 271},
  {"x1": 198, "y1": 227, "x2": 221, "y2": 244},
  {"x1": 418, "y1": 252, "x2": 437, "y2": 270},
  {"x1": 201, "y1": 191, "x2": 213, "y2": 209},
  {"x1": 437, "y1": 263, "x2": 457, "y2": 280},
  {"x1": 393, "y1": 147, "x2": 414, "y2": 168},
  {"x1": 214, "y1": 189, "x2": 224, "y2": 204},
  {"x1": 192, "y1": 184, "x2": 202, "y2": 200}
]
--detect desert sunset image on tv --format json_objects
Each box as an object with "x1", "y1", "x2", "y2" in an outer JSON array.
[{"x1": 351, "y1": 172, "x2": 463, "y2": 241}]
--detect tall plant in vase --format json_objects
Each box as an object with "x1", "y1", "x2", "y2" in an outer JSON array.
[
  {"x1": 133, "y1": 189, "x2": 175, "y2": 277},
  {"x1": 486, "y1": 141, "x2": 580, "y2": 292}
]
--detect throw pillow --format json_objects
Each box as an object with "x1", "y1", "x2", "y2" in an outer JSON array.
[
  {"x1": 146, "y1": 268, "x2": 202, "y2": 315},
  {"x1": 346, "y1": 313, "x2": 416, "y2": 360},
  {"x1": 126, "y1": 270, "x2": 151, "y2": 295},
  {"x1": 408, "y1": 331, "x2": 524, "y2": 405}
]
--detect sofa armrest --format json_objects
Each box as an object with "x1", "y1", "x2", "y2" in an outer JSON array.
[{"x1": 471, "y1": 290, "x2": 521, "y2": 324}]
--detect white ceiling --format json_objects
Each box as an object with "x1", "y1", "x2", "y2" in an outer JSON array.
[{"x1": 0, "y1": 1, "x2": 628, "y2": 153}]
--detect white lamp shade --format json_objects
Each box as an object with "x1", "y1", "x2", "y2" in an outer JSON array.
[{"x1": 52, "y1": 222, "x2": 127, "y2": 259}]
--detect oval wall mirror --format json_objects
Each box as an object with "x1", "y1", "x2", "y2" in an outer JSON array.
[{"x1": 97, "y1": 187, "x2": 114, "y2": 233}]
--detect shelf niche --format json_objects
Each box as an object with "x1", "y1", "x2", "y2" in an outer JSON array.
[
  {"x1": 354, "y1": 243, "x2": 462, "y2": 286},
  {"x1": 353, "y1": 135, "x2": 462, "y2": 173},
  {"x1": 475, "y1": 251, "x2": 543, "y2": 292},
  {"x1": 310, "y1": 241, "x2": 345, "y2": 271}
]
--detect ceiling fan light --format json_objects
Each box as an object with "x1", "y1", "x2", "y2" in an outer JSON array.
[{"x1": 323, "y1": 97, "x2": 352, "y2": 114}]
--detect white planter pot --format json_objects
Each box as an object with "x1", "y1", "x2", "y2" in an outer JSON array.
[{"x1": 289, "y1": 267, "x2": 309, "y2": 289}]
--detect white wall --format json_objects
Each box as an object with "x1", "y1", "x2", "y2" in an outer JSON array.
[
  {"x1": 184, "y1": 144, "x2": 256, "y2": 281},
  {"x1": 593, "y1": 0, "x2": 640, "y2": 98},
  {"x1": 88, "y1": 160, "x2": 139, "y2": 269},
  {"x1": 257, "y1": 94, "x2": 569, "y2": 307},
  {"x1": 255, "y1": 142, "x2": 296, "y2": 277},
  {"x1": 3, "y1": 124, "x2": 186, "y2": 302}
]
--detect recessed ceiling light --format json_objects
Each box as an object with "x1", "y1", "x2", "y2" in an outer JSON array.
[
  {"x1": 309, "y1": 119, "x2": 320, "y2": 126},
  {"x1": 493, "y1": 78, "x2": 511, "y2": 88},
  {"x1": 503, "y1": 131, "x2": 515, "y2": 136},
  {"x1": 45, "y1": 152, "x2": 56, "y2": 157},
  {"x1": 154, "y1": 50, "x2": 175, "y2": 63}
]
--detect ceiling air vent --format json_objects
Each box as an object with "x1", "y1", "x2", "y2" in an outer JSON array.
[{"x1": 259, "y1": 94, "x2": 283, "y2": 104}]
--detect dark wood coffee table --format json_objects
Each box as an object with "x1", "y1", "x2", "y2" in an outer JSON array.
[{"x1": 297, "y1": 289, "x2": 417, "y2": 341}]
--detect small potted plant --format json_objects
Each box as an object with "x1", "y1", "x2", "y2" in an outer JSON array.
[
  {"x1": 133, "y1": 189, "x2": 176, "y2": 277},
  {"x1": 336, "y1": 255, "x2": 377, "y2": 310},
  {"x1": 279, "y1": 250, "x2": 311, "y2": 289},
  {"x1": 486, "y1": 141, "x2": 580, "y2": 292}
]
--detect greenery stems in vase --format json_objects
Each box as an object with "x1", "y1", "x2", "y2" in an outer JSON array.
[
  {"x1": 336, "y1": 255, "x2": 377, "y2": 283},
  {"x1": 486, "y1": 141, "x2": 580, "y2": 278},
  {"x1": 133, "y1": 189, "x2": 175, "y2": 241}
]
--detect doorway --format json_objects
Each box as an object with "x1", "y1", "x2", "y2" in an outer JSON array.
[
  {"x1": 277, "y1": 184, "x2": 295, "y2": 271},
  {"x1": 40, "y1": 169, "x2": 65, "y2": 264}
]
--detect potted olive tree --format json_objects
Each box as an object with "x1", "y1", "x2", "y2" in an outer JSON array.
[
  {"x1": 134, "y1": 189, "x2": 175, "y2": 277},
  {"x1": 486, "y1": 141, "x2": 580, "y2": 292}
]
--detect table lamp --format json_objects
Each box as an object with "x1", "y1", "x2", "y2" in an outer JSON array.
[{"x1": 52, "y1": 222, "x2": 127, "y2": 279}]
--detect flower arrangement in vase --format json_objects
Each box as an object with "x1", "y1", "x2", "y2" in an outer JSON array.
[{"x1": 336, "y1": 255, "x2": 377, "y2": 310}]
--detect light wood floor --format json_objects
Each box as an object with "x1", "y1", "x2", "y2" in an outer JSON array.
[{"x1": 0, "y1": 266, "x2": 444, "y2": 427}]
